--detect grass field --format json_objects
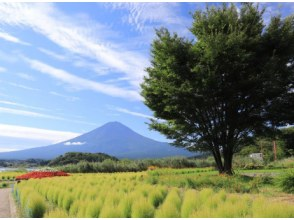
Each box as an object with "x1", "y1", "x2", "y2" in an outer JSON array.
[
  {"x1": 11, "y1": 168, "x2": 294, "y2": 218},
  {"x1": 0, "y1": 171, "x2": 25, "y2": 189}
]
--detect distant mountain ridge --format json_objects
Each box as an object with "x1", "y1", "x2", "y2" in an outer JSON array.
[{"x1": 0, "y1": 122, "x2": 195, "y2": 160}]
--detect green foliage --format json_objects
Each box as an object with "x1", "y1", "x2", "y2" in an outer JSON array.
[
  {"x1": 62, "y1": 194, "x2": 73, "y2": 211},
  {"x1": 58, "y1": 157, "x2": 215, "y2": 173},
  {"x1": 49, "y1": 152, "x2": 118, "y2": 166},
  {"x1": 44, "y1": 208, "x2": 68, "y2": 218},
  {"x1": 25, "y1": 193, "x2": 46, "y2": 218},
  {"x1": 141, "y1": 3, "x2": 294, "y2": 174},
  {"x1": 278, "y1": 171, "x2": 294, "y2": 193},
  {"x1": 14, "y1": 169, "x2": 294, "y2": 218},
  {"x1": 267, "y1": 157, "x2": 294, "y2": 169},
  {"x1": 0, "y1": 182, "x2": 8, "y2": 188},
  {"x1": 238, "y1": 137, "x2": 286, "y2": 163},
  {"x1": 155, "y1": 188, "x2": 181, "y2": 217},
  {"x1": 280, "y1": 127, "x2": 294, "y2": 156},
  {"x1": 252, "y1": 197, "x2": 294, "y2": 217},
  {"x1": 181, "y1": 189, "x2": 200, "y2": 217},
  {"x1": 131, "y1": 197, "x2": 155, "y2": 218}
]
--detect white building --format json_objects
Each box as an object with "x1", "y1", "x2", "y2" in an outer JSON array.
[{"x1": 249, "y1": 153, "x2": 263, "y2": 161}]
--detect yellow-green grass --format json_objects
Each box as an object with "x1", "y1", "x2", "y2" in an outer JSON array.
[
  {"x1": 0, "y1": 171, "x2": 25, "y2": 180},
  {"x1": 14, "y1": 171, "x2": 294, "y2": 218}
]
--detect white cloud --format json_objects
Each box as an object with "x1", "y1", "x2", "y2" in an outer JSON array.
[
  {"x1": 0, "y1": 147, "x2": 17, "y2": 152},
  {"x1": 38, "y1": 47, "x2": 68, "y2": 61},
  {"x1": 39, "y1": 47, "x2": 113, "y2": 76},
  {"x1": 64, "y1": 141, "x2": 85, "y2": 146},
  {"x1": 0, "y1": 30, "x2": 30, "y2": 45},
  {"x1": 0, "y1": 3, "x2": 149, "y2": 89},
  {"x1": 17, "y1": 73, "x2": 35, "y2": 81},
  {"x1": 0, "y1": 66, "x2": 6, "y2": 73},
  {"x1": 49, "y1": 91, "x2": 80, "y2": 102},
  {"x1": 0, "y1": 106, "x2": 96, "y2": 126},
  {"x1": 0, "y1": 106, "x2": 65, "y2": 120},
  {"x1": 110, "y1": 3, "x2": 190, "y2": 34},
  {"x1": 0, "y1": 100, "x2": 48, "y2": 112},
  {"x1": 115, "y1": 107, "x2": 154, "y2": 119},
  {"x1": 25, "y1": 57, "x2": 142, "y2": 101},
  {"x1": 8, "y1": 82, "x2": 40, "y2": 91},
  {"x1": 0, "y1": 123, "x2": 80, "y2": 142}
]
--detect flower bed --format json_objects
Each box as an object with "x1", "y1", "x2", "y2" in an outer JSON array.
[{"x1": 15, "y1": 171, "x2": 69, "y2": 180}]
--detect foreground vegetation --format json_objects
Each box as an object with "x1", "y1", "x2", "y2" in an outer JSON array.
[
  {"x1": 12, "y1": 167, "x2": 294, "y2": 218},
  {"x1": 0, "y1": 171, "x2": 25, "y2": 188}
]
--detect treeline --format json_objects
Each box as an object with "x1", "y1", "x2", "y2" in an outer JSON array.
[
  {"x1": 57, "y1": 157, "x2": 216, "y2": 173},
  {"x1": 0, "y1": 159, "x2": 49, "y2": 168},
  {"x1": 48, "y1": 152, "x2": 118, "y2": 166}
]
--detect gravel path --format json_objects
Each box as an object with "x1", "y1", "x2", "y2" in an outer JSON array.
[{"x1": 0, "y1": 188, "x2": 17, "y2": 218}]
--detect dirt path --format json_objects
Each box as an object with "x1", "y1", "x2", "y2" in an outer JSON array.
[{"x1": 0, "y1": 188, "x2": 17, "y2": 218}]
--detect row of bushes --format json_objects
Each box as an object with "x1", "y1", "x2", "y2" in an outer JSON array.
[
  {"x1": 233, "y1": 156, "x2": 294, "y2": 170},
  {"x1": 56, "y1": 157, "x2": 216, "y2": 173}
]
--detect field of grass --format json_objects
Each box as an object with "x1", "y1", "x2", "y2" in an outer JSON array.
[
  {"x1": 0, "y1": 171, "x2": 25, "y2": 181},
  {"x1": 0, "y1": 171, "x2": 25, "y2": 188},
  {"x1": 12, "y1": 169, "x2": 294, "y2": 218}
]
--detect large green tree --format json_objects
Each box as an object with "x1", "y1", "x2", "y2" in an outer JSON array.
[{"x1": 141, "y1": 3, "x2": 294, "y2": 174}]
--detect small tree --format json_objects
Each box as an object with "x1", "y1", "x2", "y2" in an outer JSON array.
[{"x1": 141, "y1": 3, "x2": 294, "y2": 174}]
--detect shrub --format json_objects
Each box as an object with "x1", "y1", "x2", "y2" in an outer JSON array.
[
  {"x1": 155, "y1": 188, "x2": 181, "y2": 218},
  {"x1": 148, "y1": 189, "x2": 166, "y2": 208},
  {"x1": 25, "y1": 193, "x2": 46, "y2": 218},
  {"x1": 62, "y1": 194, "x2": 73, "y2": 211},
  {"x1": 214, "y1": 195, "x2": 251, "y2": 217},
  {"x1": 45, "y1": 208, "x2": 69, "y2": 218},
  {"x1": 252, "y1": 197, "x2": 294, "y2": 217},
  {"x1": 117, "y1": 196, "x2": 133, "y2": 218},
  {"x1": 131, "y1": 197, "x2": 155, "y2": 218},
  {"x1": 181, "y1": 189, "x2": 199, "y2": 217},
  {"x1": 85, "y1": 199, "x2": 104, "y2": 218},
  {"x1": 278, "y1": 171, "x2": 294, "y2": 193},
  {"x1": 1, "y1": 182, "x2": 8, "y2": 188}
]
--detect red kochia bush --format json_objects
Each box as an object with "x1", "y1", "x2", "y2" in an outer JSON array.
[{"x1": 15, "y1": 171, "x2": 69, "y2": 180}]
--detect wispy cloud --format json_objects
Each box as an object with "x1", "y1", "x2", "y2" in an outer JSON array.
[
  {"x1": 0, "y1": 66, "x2": 6, "y2": 73},
  {"x1": 0, "y1": 106, "x2": 96, "y2": 126},
  {"x1": 8, "y1": 82, "x2": 39, "y2": 91},
  {"x1": 110, "y1": 3, "x2": 191, "y2": 34},
  {"x1": 64, "y1": 141, "x2": 85, "y2": 146},
  {"x1": 38, "y1": 47, "x2": 68, "y2": 61},
  {"x1": 0, "y1": 50, "x2": 18, "y2": 63},
  {"x1": 0, "y1": 106, "x2": 64, "y2": 120},
  {"x1": 39, "y1": 47, "x2": 113, "y2": 76},
  {"x1": 0, "y1": 3, "x2": 149, "y2": 89},
  {"x1": 0, "y1": 30, "x2": 30, "y2": 45},
  {"x1": 115, "y1": 107, "x2": 154, "y2": 119},
  {"x1": 50, "y1": 91, "x2": 80, "y2": 102},
  {"x1": 17, "y1": 73, "x2": 35, "y2": 81},
  {"x1": 0, "y1": 123, "x2": 80, "y2": 142},
  {"x1": 24, "y1": 57, "x2": 142, "y2": 101},
  {"x1": 0, "y1": 99, "x2": 47, "y2": 112}
]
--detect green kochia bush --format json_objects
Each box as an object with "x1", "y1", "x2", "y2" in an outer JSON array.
[
  {"x1": 131, "y1": 197, "x2": 155, "y2": 218},
  {"x1": 155, "y1": 188, "x2": 182, "y2": 218},
  {"x1": 25, "y1": 193, "x2": 46, "y2": 218}
]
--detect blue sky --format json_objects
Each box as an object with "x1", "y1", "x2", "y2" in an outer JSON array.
[{"x1": 0, "y1": 2, "x2": 293, "y2": 152}]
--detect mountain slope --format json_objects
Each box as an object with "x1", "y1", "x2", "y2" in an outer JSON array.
[{"x1": 0, "y1": 122, "x2": 195, "y2": 160}]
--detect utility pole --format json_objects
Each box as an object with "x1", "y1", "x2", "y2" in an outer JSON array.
[{"x1": 273, "y1": 140, "x2": 277, "y2": 161}]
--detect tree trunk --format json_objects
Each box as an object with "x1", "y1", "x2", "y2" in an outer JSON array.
[
  {"x1": 223, "y1": 153, "x2": 233, "y2": 175},
  {"x1": 223, "y1": 148, "x2": 233, "y2": 175},
  {"x1": 212, "y1": 151, "x2": 224, "y2": 173}
]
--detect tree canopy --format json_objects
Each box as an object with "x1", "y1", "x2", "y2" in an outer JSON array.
[
  {"x1": 141, "y1": 3, "x2": 294, "y2": 174},
  {"x1": 48, "y1": 152, "x2": 118, "y2": 166}
]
